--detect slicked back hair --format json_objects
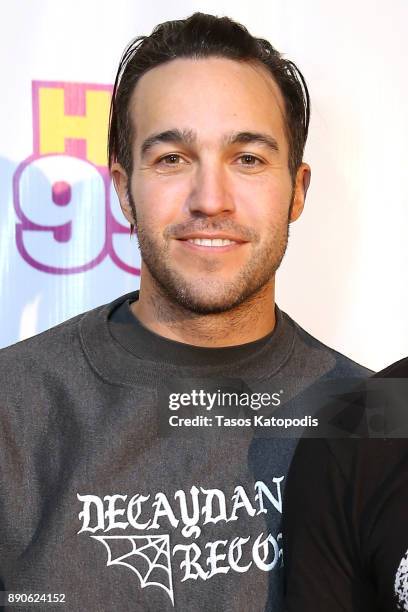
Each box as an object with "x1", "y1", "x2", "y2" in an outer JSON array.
[{"x1": 108, "y1": 12, "x2": 310, "y2": 184}]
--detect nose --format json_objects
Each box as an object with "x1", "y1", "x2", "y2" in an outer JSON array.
[{"x1": 187, "y1": 161, "x2": 235, "y2": 216}]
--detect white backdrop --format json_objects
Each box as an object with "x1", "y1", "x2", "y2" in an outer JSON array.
[{"x1": 1, "y1": 0, "x2": 407, "y2": 371}]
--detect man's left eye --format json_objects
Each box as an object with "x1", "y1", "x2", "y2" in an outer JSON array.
[{"x1": 237, "y1": 154, "x2": 262, "y2": 166}]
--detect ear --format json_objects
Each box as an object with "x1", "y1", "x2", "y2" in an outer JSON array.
[
  {"x1": 111, "y1": 162, "x2": 136, "y2": 225},
  {"x1": 289, "y1": 163, "x2": 311, "y2": 223}
]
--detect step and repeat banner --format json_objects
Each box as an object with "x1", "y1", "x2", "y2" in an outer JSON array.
[{"x1": 1, "y1": 0, "x2": 407, "y2": 370}]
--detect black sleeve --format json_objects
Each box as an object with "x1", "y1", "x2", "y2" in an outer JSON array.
[{"x1": 282, "y1": 438, "x2": 377, "y2": 612}]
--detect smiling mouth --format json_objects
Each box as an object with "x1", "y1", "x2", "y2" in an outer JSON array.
[
  {"x1": 186, "y1": 238, "x2": 238, "y2": 247},
  {"x1": 175, "y1": 232, "x2": 248, "y2": 249}
]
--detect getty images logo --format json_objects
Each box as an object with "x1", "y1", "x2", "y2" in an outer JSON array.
[{"x1": 168, "y1": 389, "x2": 282, "y2": 412}]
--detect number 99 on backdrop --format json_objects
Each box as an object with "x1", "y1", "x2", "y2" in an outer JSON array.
[{"x1": 13, "y1": 154, "x2": 140, "y2": 276}]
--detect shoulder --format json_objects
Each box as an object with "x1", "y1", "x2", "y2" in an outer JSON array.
[
  {"x1": 281, "y1": 309, "x2": 373, "y2": 379},
  {"x1": 0, "y1": 301, "x2": 112, "y2": 393},
  {"x1": 0, "y1": 291, "x2": 138, "y2": 372},
  {"x1": 1, "y1": 311, "x2": 84, "y2": 359},
  {"x1": 0, "y1": 309, "x2": 91, "y2": 369},
  {"x1": 0, "y1": 291, "x2": 140, "y2": 398},
  {"x1": 375, "y1": 356, "x2": 408, "y2": 378}
]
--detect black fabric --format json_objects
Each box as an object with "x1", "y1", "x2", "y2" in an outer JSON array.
[
  {"x1": 109, "y1": 293, "x2": 278, "y2": 367},
  {"x1": 0, "y1": 292, "x2": 371, "y2": 611},
  {"x1": 283, "y1": 358, "x2": 408, "y2": 612}
]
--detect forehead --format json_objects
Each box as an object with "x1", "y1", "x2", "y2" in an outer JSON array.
[{"x1": 130, "y1": 57, "x2": 288, "y2": 151}]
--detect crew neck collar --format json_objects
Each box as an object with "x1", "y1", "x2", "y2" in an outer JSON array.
[
  {"x1": 109, "y1": 293, "x2": 279, "y2": 368},
  {"x1": 79, "y1": 291, "x2": 296, "y2": 385}
]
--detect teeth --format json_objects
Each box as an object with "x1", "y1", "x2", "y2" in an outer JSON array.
[{"x1": 188, "y1": 238, "x2": 236, "y2": 247}]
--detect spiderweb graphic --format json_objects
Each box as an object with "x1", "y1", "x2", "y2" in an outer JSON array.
[{"x1": 92, "y1": 535, "x2": 174, "y2": 604}]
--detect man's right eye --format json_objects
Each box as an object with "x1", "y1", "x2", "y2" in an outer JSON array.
[{"x1": 158, "y1": 154, "x2": 184, "y2": 165}]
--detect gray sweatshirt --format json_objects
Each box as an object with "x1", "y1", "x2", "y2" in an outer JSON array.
[{"x1": 0, "y1": 292, "x2": 371, "y2": 611}]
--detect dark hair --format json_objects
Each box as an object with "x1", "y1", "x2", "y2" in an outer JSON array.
[{"x1": 108, "y1": 12, "x2": 310, "y2": 182}]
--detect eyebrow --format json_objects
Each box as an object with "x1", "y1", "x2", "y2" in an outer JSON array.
[
  {"x1": 225, "y1": 131, "x2": 280, "y2": 153},
  {"x1": 140, "y1": 128, "x2": 279, "y2": 157},
  {"x1": 141, "y1": 129, "x2": 196, "y2": 157}
]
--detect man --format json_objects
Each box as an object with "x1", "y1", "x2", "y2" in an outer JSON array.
[
  {"x1": 0, "y1": 13, "x2": 370, "y2": 611},
  {"x1": 283, "y1": 357, "x2": 408, "y2": 611}
]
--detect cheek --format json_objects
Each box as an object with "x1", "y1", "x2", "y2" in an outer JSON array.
[
  {"x1": 131, "y1": 174, "x2": 190, "y2": 227},
  {"x1": 234, "y1": 176, "x2": 292, "y2": 227}
]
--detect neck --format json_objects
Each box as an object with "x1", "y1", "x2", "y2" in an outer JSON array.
[{"x1": 131, "y1": 274, "x2": 276, "y2": 348}]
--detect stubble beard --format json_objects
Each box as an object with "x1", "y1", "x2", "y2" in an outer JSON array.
[{"x1": 129, "y1": 192, "x2": 290, "y2": 315}]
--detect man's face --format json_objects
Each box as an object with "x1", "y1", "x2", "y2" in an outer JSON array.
[{"x1": 114, "y1": 57, "x2": 308, "y2": 314}]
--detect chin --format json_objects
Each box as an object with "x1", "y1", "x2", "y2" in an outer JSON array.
[
  {"x1": 163, "y1": 278, "x2": 265, "y2": 315},
  {"x1": 143, "y1": 249, "x2": 279, "y2": 315}
]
